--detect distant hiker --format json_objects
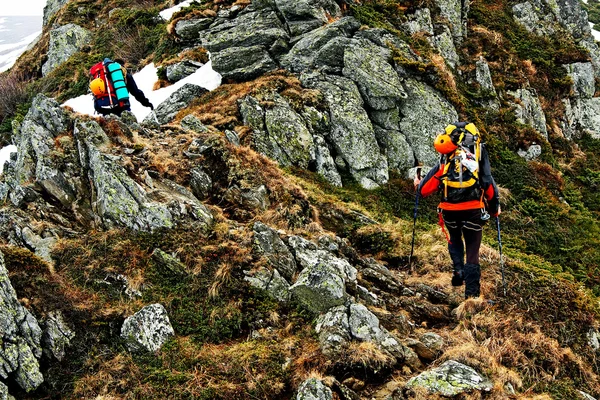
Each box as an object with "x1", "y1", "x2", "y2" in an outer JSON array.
[
  {"x1": 89, "y1": 58, "x2": 154, "y2": 116},
  {"x1": 414, "y1": 122, "x2": 500, "y2": 298}
]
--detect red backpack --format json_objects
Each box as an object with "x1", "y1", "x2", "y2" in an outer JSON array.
[{"x1": 89, "y1": 59, "x2": 129, "y2": 110}]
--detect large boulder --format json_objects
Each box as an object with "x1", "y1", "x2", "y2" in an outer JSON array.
[
  {"x1": 212, "y1": 46, "x2": 277, "y2": 81},
  {"x1": 398, "y1": 78, "x2": 459, "y2": 167},
  {"x1": 275, "y1": 0, "x2": 341, "y2": 36},
  {"x1": 166, "y1": 60, "x2": 204, "y2": 82},
  {"x1": 563, "y1": 97, "x2": 600, "y2": 139},
  {"x1": 434, "y1": 0, "x2": 469, "y2": 43},
  {"x1": 302, "y1": 73, "x2": 388, "y2": 189},
  {"x1": 342, "y1": 39, "x2": 408, "y2": 110},
  {"x1": 42, "y1": 24, "x2": 92, "y2": 76},
  {"x1": 402, "y1": 8, "x2": 434, "y2": 35},
  {"x1": 374, "y1": 126, "x2": 414, "y2": 172},
  {"x1": 406, "y1": 360, "x2": 493, "y2": 396},
  {"x1": 289, "y1": 262, "x2": 347, "y2": 314},
  {"x1": 508, "y1": 88, "x2": 549, "y2": 140},
  {"x1": 281, "y1": 17, "x2": 361, "y2": 72},
  {"x1": 253, "y1": 222, "x2": 297, "y2": 281},
  {"x1": 244, "y1": 267, "x2": 291, "y2": 302},
  {"x1": 174, "y1": 18, "x2": 214, "y2": 41},
  {"x1": 315, "y1": 305, "x2": 351, "y2": 356},
  {"x1": 297, "y1": 377, "x2": 333, "y2": 400},
  {"x1": 145, "y1": 84, "x2": 208, "y2": 125},
  {"x1": 121, "y1": 304, "x2": 175, "y2": 352},
  {"x1": 74, "y1": 120, "x2": 174, "y2": 231},
  {"x1": 564, "y1": 62, "x2": 595, "y2": 99},
  {"x1": 198, "y1": 10, "x2": 289, "y2": 53},
  {"x1": 0, "y1": 251, "x2": 44, "y2": 392}
]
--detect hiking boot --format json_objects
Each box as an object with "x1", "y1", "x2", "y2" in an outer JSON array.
[
  {"x1": 463, "y1": 263, "x2": 481, "y2": 298},
  {"x1": 451, "y1": 270, "x2": 464, "y2": 286}
]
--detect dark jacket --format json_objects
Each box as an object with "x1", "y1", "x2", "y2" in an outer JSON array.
[
  {"x1": 93, "y1": 72, "x2": 152, "y2": 116},
  {"x1": 418, "y1": 145, "x2": 500, "y2": 215}
]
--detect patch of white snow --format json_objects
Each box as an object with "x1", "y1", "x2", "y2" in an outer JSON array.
[
  {"x1": 590, "y1": 22, "x2": 600, "y2": 41},
  {"x1": 0, "y1": 145, "x2": 17, "y2": 174},
  {"x1": 159, "y1": 0, "x2": 199, "y2": 21}
]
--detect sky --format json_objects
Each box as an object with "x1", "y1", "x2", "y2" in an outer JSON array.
[{"x1": 0, "y1": 0, "x2": 46, "y2": 16}]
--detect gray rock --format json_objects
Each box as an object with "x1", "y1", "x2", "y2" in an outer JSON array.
[
  {"x1": 42, "y1": 310, "x2": 75, "y2": 361},
  {"x1": 475, "y1": 57, "x2": 497, "y2": 95},
  {"x1": 314, "y1": 134, "x2": 342, "y2": 187},
  {"x1": 181, "y1": 114, "x2": 209, "y2": 133},
  {"x1": 374, "y1": 126, "x2": 414, "y2": 172},
  {"x1": 311, "y1": 36, "x2": 356, "y2": 75},
  {"x1": 370, "y1": 107, "x2": 401, "y2": 131},
  {"x1": 8, "y1": 94, "x2": 74, "y2": 208},
  {"x1": 406, "y1": 360, "x2": 493, "y2": 396},
  {"x1": 315, "y1": 305, "x2": 351, "y2": 356},
  {"x1": 420, "y1": 332, "x2": 444, "y2": 353},
  {"x1": 147, "y1": 178, "x2": 213, "y2": 227},
  {"x1": 43, "y1": 0, "x2": 69, "y2": 26},
  {"x1": 361, "y1": 258, "x2": 402, "y2": 293},
  {"x1": 563, "y1": 97, "x2": 600, "y2": 139},
  {"x1": 356, "y1": 285, "x2": 379, "y2": 306},
  {"x1": 198, "y1": 10, "x2": 289, "y2": 53},
  {"x1": 174, "y1": 18, "x2": 214, "y2": 41},
  {"x1": 151, "y1": 248, "x2": 187, "y2": 277},
  {"x1": 429, "y1": 26, "x2": 460, "y2": 69},
  {"x1": 244, "y1": 267, "x2": 291, "y2": 302},
  {"x1": 0, "y1": 381, "x2": 7, "y2": 400},
  {"x1": 407, "y1": 332, "x2": 444, "y2": 360},
  {"x1": 263, "y1": 96, "x2": 316, "y2": 168},
  {"x1": 253, "y1": 222, "x2": 297, "y2": 280},
  {"x1": 342, "y1": 39, "x2": 407, "y2": 110},
  {"x1": 289, "y1": 262, "x2": 347, "y2": 314},
  {"x1": 42, "y1": 24, "x2": 92, "y2": 76},
  {"x1": 399, "y1": 78, "x2": 459, "y2": 166},
  {"x1": 225, "y1": 130, "x2": 240, "y2": 146},
  {"x1": 297, "y1": 377, "x2": 333, "y2": 400},
  {"x1": 281, "y1": 17, "x2": 361, "y2": 72},
  {"x1": 564, "y1": 62, "x2": 595, "y2": 99},
  {"x1": 145, "y1": 84, "x2": 208, "y2": 124},
  {"x1": 288, "y1": 235, "x2": 357, "y2": 285},
  {"x1": 517, "y1": 144, "x2": 542, "y2": 160},
  {"x1": 189, "y1": 167, "x2": 212, "y2": 200},
  {"x1": 212, "y1": 45, "x2": 277, "y2": 81},
  {"x1": 121, "y1": 303, "x2": 175, "y2": 352},
  {"x1": 20, "y1": 227, "x2": 57, "y2": 264},
  {"x1": 508, "y1": 88, "x2": 548, "y2": 140},
  {"x1": 434, "y1": 0, "x2": 468, "y2": 43},
  {"x1": 302, "y1": 73, "x2": 388, "y2": 189},
  {"x1": 74, "y1": 120, "x2": 174, "y2": 231},
  {"x1": 512, "y1": 1, "x2": 552, "y2": 35},
  {"x1": 166, "y1": 60, "x2": 204, "y2": 82},
  {"x1": 403, "y1": 8, "x2": 434, "y2": 35},
  {"x1": 0, "y1": 251, "x2": 44, "y2": 391},
  {"x1": 275, "y1": 0, "x2": 342, "y2": 36}
]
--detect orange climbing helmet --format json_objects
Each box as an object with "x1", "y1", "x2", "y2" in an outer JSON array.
[
  {"x1": 434, "y1": 132, "x2": 458, "y2": 154},
  {"x1": 89, "y1": 78, "x2": 106, "y2": 97}
]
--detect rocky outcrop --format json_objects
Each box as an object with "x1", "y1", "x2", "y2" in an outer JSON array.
[
  {"x1": 399, "y1": 78, "x2": 459, "y2": 166},
  {"x1": 213, "y1": 45, "x2": 278, "y2": 81},
  {"x1": 0, "y1": 251, "x2": 44, "y2": 392},
  {"x1": 244, "y1": 267, "x2": 291, "y2": 302},
  {"x1": 145, "y1": 84, "x2": 208, "y2": 124},
  {"x1": 42, "y1": 311, "x2": 75, "y2": 362},
  {"x1": 303, "y1": 73, "x2": 389, "y2": 189},
  {"x1": 253, "y1": 222, "x2": 297, "y2": 281},
  {"x1": 43, "y1": 0, "x2": 69, "y2": 26},
  {"x1": 174, "y1": 18, "x2": 214, "y2": 41},
  {"x1": 297, "y1": 377, "x2": 333, "y2": 400},
  {"x1": 276, "y1": 0, "x2": 341, "y2": 36},
  {"x1": 121, "y1": 304, "x2": 175, "y2": 353},
  {"x1": 564, "y1": 62, "x2": 595, "y2": 98},
  {"x1": 42, "y1": 24, "x2": 92, "y2": 76},
  {"x1": 403, "y1": 8, "x2": 434, "y2": 36},
  {"x1": 406, "y1": 360, "x2": 493, "y2": 396},
  {"x1": 434, "y1": 0, "x2": 469, "y2": 43},
  {"x1": 508, "y1": 88, "x2": 548, "y2": 140},
  {"x1": 75, "y1": 120, "x2": 174, "y2": 232},
  {"x1": 166, "y1": 60, "x2": 204, "y2": 82},
  {"x1": 430, "y1": 26, "x2": 460, "y2": 68},
  {"x1": 518, "y1": 144, "x2": 542, "y2": 160}
]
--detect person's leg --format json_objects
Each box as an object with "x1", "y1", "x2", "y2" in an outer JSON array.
[
  {"x1": 462, "y1": 210, "x2": 484, "y2": 298},
  {"x1": 443, "y1": 211, "x2": 465, "y2": 286}
]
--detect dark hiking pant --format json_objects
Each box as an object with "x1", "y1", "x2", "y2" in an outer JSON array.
[{"x1": 443, "y1": 209, "x2": 485, "y2": 298}]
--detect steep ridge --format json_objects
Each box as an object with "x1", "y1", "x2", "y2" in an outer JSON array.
[{"x1": 0, "y1": 0, "x2": 599, "y2": 399}]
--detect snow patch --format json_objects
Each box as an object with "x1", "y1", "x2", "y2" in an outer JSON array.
[
  {"x1": 590, "y1": 22, "x2": 600, "y2": 42},
  {"x1": 0, "y1": 145, "x2": 17, "y2": 174},
  {"x1": 159, "y1": 0, "x2": 199, "y2": 21},
  {"x1": 62, "y1": 60, "x2": 222, "y2": 122},
  {"x1": 0, "y1": 30, "x2": 41, "y2": 72}
]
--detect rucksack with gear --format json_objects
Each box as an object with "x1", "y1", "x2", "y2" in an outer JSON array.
[
  {"x1": 434, "y1": 122, "x2": 483, "y2": 204},
  {"x1": 89, "y1": 58, "x2": 130, "y2": 112}
]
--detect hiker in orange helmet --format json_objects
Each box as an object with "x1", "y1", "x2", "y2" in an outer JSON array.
[{"x1": 414, "y1": 122, "x2": 500, "y2": 298}]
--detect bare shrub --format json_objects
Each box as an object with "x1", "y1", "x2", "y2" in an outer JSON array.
[{"x1": 0, "y1": 71, "x2": 28, "y2": 121}]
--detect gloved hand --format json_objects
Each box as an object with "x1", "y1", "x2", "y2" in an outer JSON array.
[{"x1": 149, "y1": 103, "x2": 154, "y2": 110}]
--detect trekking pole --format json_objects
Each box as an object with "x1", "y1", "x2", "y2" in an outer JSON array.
[
  {"x1": 408, "y1": 168, "x2": 421, "y2": 274},
  {"x1": 495, "y1": 216, "x2": 507, "y2": 296},
  {"x1": 152, "y1": 110, "x2": 160, "y2": 125}
]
